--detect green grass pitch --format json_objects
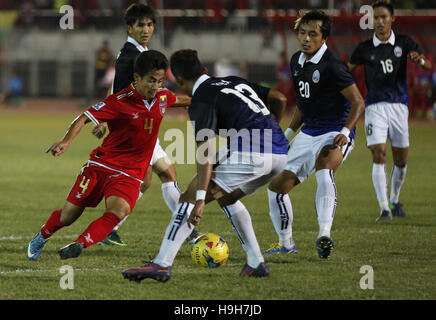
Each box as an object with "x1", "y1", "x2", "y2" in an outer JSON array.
[{"x1": 0, "y1": 113, "x2": 435, "y2": 300}]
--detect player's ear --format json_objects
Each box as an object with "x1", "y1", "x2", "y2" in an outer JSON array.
[
  {"x1": 127, "y1": 24, "x2": 133, "y2": 36},
  {"x1": 174, "y1": 75, "x2": 184, "y2": 87},
  {"x1": 133, "y1": 73, "x2": 141, "y2": 83}
]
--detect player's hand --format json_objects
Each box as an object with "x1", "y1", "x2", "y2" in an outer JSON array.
[
  {"x1": 45, "y1": 141, "x2": 70, "y2": 157},
  {"x1": 92, "y1": 123, "x2": 107, "y2": 139},
  {"x1": 408, "y1": 51, "x2": 425, "y2": 65},
  {"x1": 333, "y1": 134, "x2": 349, "y2": 148},
  {"x1": 188, "y1": 200, "x2": 205, "y2": 228}
]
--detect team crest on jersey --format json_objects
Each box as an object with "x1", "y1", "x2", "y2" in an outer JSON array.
[
  {"x1": 159, "y1": 95, "x2": 167, "y2": 115},
  {"x1": 394, "y1": 46, "x2": 403, "y2": 58},
  {"x1": 312, "y1": 70, "x2": 320, "y2": 83},
  {"x1": 92, "y1": 102, "x2": 106, "y2": 111}
]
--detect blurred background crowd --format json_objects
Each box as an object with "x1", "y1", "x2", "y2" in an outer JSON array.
[{"x1": 0, "y1": 0, "x2": 435, "y2": 120}]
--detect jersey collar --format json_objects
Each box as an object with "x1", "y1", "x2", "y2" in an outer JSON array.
[
  {"x1": 298, "y1": 43, "x2": 328, "y2": 67},
  {"x1": 127, "y1": 36, "x2": 148, "y2": 52},
  {"x1": 373, "y1": 31, "x2": 395, "y2": 47},
  {"x1": 192, "y1": 74, "x2": 211, "y2": 96},
  {"x1": 130, "y1": 83, "x2": 156, "y2": 111}
]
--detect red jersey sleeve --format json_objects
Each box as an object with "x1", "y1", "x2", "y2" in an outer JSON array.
[
  {"x1": 167, "y1": 90, "x2": 177, "y2": 108},
  {"x1": 84, "y1": 97, "x2": 120, "y2": 125}
]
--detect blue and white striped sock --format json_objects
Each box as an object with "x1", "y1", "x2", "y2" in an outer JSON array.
[
  {"x1": 153, "y1": 202, "x2": 194, "y2": 267},
  {"x1": 315, "y1": 169, "x2": 337, "y2": 238}
]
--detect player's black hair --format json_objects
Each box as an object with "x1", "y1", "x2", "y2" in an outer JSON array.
[
  {"x1": 170, "y1": 49, "x2": 205, "y2": 81},
  {"x1": 124, "y1": 3, "x2": 156, "y2": 26},
  {"x1": 134, "y1": 50, "x2": 168, "y2": 78},
  {"x1": 294, "y1": 10, "x2": 332, "y2": 39},
  {"x1": 372, "y1": 1, "x2": 394, "y2": 16}
]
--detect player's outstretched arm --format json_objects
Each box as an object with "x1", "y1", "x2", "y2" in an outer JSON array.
[
  {"x1": 174, "y1": 94, "x2": 192, "y2": 108},
  {"x1": 408, "y1": 51, "x2": 432, "y2": 71},
  {"x1": 266, "y1": 89, "x2": 287, "y2": 123},
  {"x1": 336, "y1": 83, "x2": 365, "y2": 146},
  {"x1": 46, "y1": 113, "x2": 89, "y2": 157},
  {"x1": 188, "y1": 139, "x2": 215, "y2": 228}
]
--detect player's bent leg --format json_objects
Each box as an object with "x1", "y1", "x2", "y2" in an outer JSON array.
[
  {"x1": 27, "y1": 203, "x2": 85, "y2": 261},
  {"x1": 264, "y1": 170, "x2": 300, "y2": 256},
  {"x1": 61, "y1": 196, "x2": 129, "y2": 259},
  {"x1": 389, "y1": 147, "x2": 408, "y2": 217},
  {"x1": 59, "y1": 201, "x2": 86, "y2": 226}
]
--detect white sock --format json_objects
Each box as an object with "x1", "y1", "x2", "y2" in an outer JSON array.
[
  {"x1": 372, "y1": 163, "x2": 390, "y2": 211},
  {"x1": 113, "y1": 215, "x2": 128, "y2": 231},
  {"x1": 267, "y1": 189, "x2": 294, "y2": 248},
  {"x1": 222, "y1": 201, "x2": 264, "y2": 268},
  {"x1": 161, "y1": 181, "x2": 181, "y2": 213},
  {"x1": 390, "y1": 165, "x2": 407, "y2": 204},
  {"x1": 315, "y1": 169, "x2": 337, "y2": 238},
  {"x1": 153, "y1": 202, "x2": 194, "y2": 267}
]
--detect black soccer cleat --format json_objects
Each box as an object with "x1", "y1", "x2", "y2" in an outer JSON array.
[
  {"x1": 240, "y1": 262, "x2": 270, "y2": 277},
  {"x1": 122, "y1": 262, "x2": 172, "y2": 283},
  {"x1": 316, "y1": 236, "x2": 335, "y2": 259},
  {"x1": 59, "y1": 242, "x2": 83, "y2": 260},
  {"x1": 390, "y1": 202, "x2": 406, "y2": 218}
]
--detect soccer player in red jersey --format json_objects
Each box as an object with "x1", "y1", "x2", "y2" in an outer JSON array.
[{"x1": 26, "y1": 50, "x2": 189, "y2": 260}]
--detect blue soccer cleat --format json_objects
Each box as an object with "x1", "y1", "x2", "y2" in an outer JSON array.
[
  {"x1": 27, "y1": 232, "x2": 48, "y2": 261},
  {"x1": 122, "y1": 262, "x2": 172, "y2": 283},
  {"x1": 390, "y1": 202, "x2": 406, "y2": 218},
  {"x1": 316, "y1": 236, "x2": 335, "y2": 259},
  {"x1": 262, "y1": 243, "x2": 297, "y2": 255},
  {"x1": 376, "y1": 209, "x2": 393, "y2": 222},
  {"x1": 240, "y1": 262, "x2": 270, "y2": 277}
]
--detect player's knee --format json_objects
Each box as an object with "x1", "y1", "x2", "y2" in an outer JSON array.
[
  {"x1": 369, "y1": 145, "x2": 386, "y2": 163},
  {"x1": 268, "y1": 172, "x2": 298, "y2": 194},
  {"x1": 157, "y1": 165, "x2": 177, "y2": 183},
  {"x1": 315, "y1": 145, "x2": 342, "y2": 170}
]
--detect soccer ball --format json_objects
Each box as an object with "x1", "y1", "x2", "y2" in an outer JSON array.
[{"x1": 191, "y1": 233, "x2": 229, "y2": 268}]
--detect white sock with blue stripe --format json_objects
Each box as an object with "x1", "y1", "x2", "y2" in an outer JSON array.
[
  {"x1": 161, "y1": 181, "x2": 181, "y2": 213},
  {"x1": 267, "y1": 189, "x2": 294, "y2": 248},
  {"x1": 222, "y1": 201, "x2": 264, "y2": 268},
  {"x1": 315, "y1": 169, "x2": 337, "y2": 238},
  {"x1": 153, "y1": 202, "x2": 194, "y2": 267},
  {"x1": 372, "y1": 163, "x2": 390, "y2": 212}
]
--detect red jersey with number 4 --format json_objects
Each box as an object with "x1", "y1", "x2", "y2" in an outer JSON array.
[{"x1": 84, "y1": 84, "x2": 176, "y2": 181}]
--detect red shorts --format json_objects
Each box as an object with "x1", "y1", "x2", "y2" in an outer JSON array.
[{"x1": 66, "y1": 162, "x2": 141, "y2": 211}]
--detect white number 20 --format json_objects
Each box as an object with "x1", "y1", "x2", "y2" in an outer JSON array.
[{"x1": 298, "y1": 81, "x2": 310, "y2": 98}]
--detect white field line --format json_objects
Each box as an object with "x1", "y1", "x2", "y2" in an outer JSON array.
[
  {"x1": 0, "y1": 228, "x2": 397, "y2": 242},
  {"x1": 0, "y1": 263, "x2": 243, "y2": 275}
]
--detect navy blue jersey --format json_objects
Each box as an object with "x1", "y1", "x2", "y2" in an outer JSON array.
[
  {"x1": 189, "y1": 75, "x2": 288, "y2": 155},
  {"x1": 350, "y1": 33, "x2": 422, "y2": 106},
  {"x1": 112, "y1": 38, "x2": 147, "y2": 94},
  {"x1": 290, "y1": 45, "x2": 355, "y2": 138}
]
